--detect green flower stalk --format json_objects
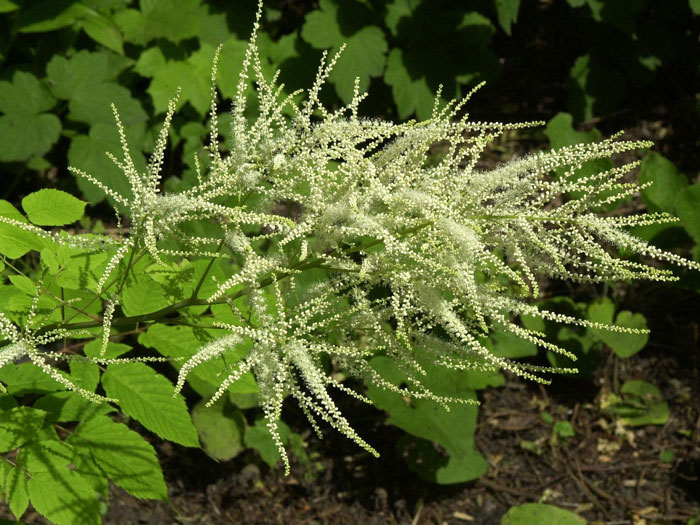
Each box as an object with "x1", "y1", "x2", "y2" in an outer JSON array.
[{"x1": 2, "y1": 0, "x2": 698, "y2": 474}]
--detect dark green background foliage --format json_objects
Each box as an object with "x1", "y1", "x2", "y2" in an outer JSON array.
[
  {"x1": 1, "y1": 0, "x2": 698, "y2": 203},
  {"x1": 0, "y1": 1, "x2": 699, "y2": 523}
]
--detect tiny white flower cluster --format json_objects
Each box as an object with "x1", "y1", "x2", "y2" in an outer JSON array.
[{"x1": 5, "y1": 0, "x2": 697, "y2": 467}]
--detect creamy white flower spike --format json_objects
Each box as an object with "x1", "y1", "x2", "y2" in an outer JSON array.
[{"x1": 49, "y1": 0, "x2": 698, "y2": 468}]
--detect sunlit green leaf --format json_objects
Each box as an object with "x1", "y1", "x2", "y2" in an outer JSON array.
[
  {"x1": 102, "y1": 362, "x2": 200, "y2": 447},
  {"x1": 70, "y1": 416, "x2": 167, "y2": 500},
  {"x1": 28, "y1": 469, "x2": 101, "y2": 525},
  {"x1": 22, "y1": 189, "x2": 85, "y2": 226}
]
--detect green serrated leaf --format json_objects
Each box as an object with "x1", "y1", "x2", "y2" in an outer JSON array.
[
  {"x1": 0, "y1": 112, "x2": 61, "y2": 163},
  {"x1": 366, "y1": 356, "x2": 487, "y2": 484},
  {"x1": 0, "y1": 200, "x2": 45, "y2": 259},
  {"x1": 142, "y1": 42, "x2": 232, "y2": 115},
  {"x1": 192, "y1": 395, "x2": 245, "y2": 460},
  {"x1": 33, "y1": 391, "x2": 115, "y2": 422},
  {"x1": 501, "y1": 503, "x2": 585, "y2": 525},
  {"x1": 84, "y1": 339, "x2": 132, "y2": 359},
  {"x1": 140, "y1": 0, "x2": 202, "y2": 44},
  {"x1": 119, "y1": 272, "x2": 173, "y2": 317},
  {"x1": 7, "y1": 275, "x2": 36, "y2": 296},
  {"x1": 69, "y1": 81, "x2": 147, "y2": 127},
  {"x1": 46, "y1": 51, "x2": 129, "y2": 100},
  {"x1": 102, "y1": 362, "x2": 200, "y2": 447},
  {"x1": 78, "y1": 7, "x2": 124, "y2": 54},
  {"x1": 28, "y1": 469, "x2": 100, "y2": 525},
  {"x1": 17, "y1": 440, "x2": 73, "y2": 473},
  {"x1": 113, "y1": 8, "x2": 147, "y2": 45},
  {"x1": 301, "y1": 0, "x2": 387, "y2": 103},
  {"x1": 73, "y1": 452, "x2": 109, "y2": 498},
  {"x1": 495, "y1": 0, "x2": 520, "y2": 35},
  {"x1": 70, "y1": 416, "x2": 167, "y2": 500},
  {"x1": 69, "y1": 361, "x2": 100, "y2": 392},
  {"x1": 0, "y1": 394, "x2": 17, "y2": 412},
  {"x1": 4, "y1": 466, "x2": 29, "y2": 521},
  {"x1": 15, "y1": 0, "x2": 85, "y2": 33},
  {"x1": 639, "y1": 153, "x2": 688, "y2": 213},
  {"x1": 0, "y1": 363, "x2": 65, "y2": 396},
  {"x1": 0, "y1": 70, "x2": 60, "y2": 162},
  {"x1": 0, "y1": 407, "x2": 46, "y2": 453},
  {"x1": 138, "y1": 324, "x2": 258, "y2": 397},
  {"x1": 21, "y1": 189, "x2": 85, "y2": 226}
]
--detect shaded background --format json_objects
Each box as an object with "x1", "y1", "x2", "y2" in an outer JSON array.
[{"x1": 0, "y1": 1, "x2": 699, "y2": 523}]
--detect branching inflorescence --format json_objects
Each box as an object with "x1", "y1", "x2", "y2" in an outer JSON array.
[{"x1": 3, "y1": 0, "x2": 698, "y2": 473}]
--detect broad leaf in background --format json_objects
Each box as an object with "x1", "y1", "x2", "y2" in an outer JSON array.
[
  {"x1": 366, "y1": 356, "x2": 490, "y2": 484},
  {"x1": 494, "y1": 0, "x2": 521, "y2": 35},
  {"x1": 588, "y1": 297, "x2": 648, "y2": 358},
  {"x1": 522, "y1": 296, "x2": 601, "y2": 376},
  {"x1": 102, "y1": 362, "x2": 200, "y2": 447},
  {"x1": 135, "y1": 41, "x2": 247, "y2": 116},
  {"x1": 301, "y1": 0, "x2": 387, "y2": 103},
  {"x1": 632, "y1": 152, "x2": 690, "y2": 247},
  {"x1": 566, "y1": 54, "x2": 625, "y2": 122},
  {"x1": 501, "y1": 503, "x2": 585, "y2": 525},
  {"x1": 674, "y1": 183, "x2": 700, "y2": 243},
  {"x1": 0, "y1": 0, "x2": 20, "y2": 13},
  {"x1": 192, "y1": 395, "x2": 246, "y2": 461},
  {"x1": 602, "y1": 380, "x2": 670, "y2": 427},
  {"x1": 68, "y1": 122, "x2": 146, "y2": 204},
  {"x1": 384, "y1": 0, "x2": 498, "y2": 119},
  {"x1": 46, "y1": 50, "x2": 130, "y2": 101},
  {"x1": 639, "y1": 153, "x2": 687, "y2": 213},
  {"x1": 21, "y1": 189, "x2": 85, "y2": 226},
  {"x1": 544, "y1": 112, "x2": 624, "y2": 209},
  {"x1": 0, "y1": 71, "x2": 61, "y2": 162}
]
